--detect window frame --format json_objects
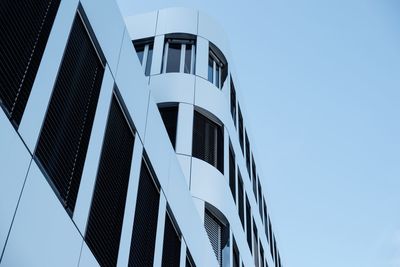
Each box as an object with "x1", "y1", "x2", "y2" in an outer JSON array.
[
  {"x1": 133, "y1": 38, "x2": 154, "y2": 76},
  {"x1": 162, "y1": 37, "x2": 196, "y2": 74}
]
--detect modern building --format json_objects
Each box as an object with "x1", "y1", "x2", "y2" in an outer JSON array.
[{"x1": 0, "y1": 1, "x2": 283, "y2": 267}]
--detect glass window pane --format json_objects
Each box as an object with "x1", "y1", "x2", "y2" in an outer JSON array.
[
  {"x1": 208, "y1": 57, "x2": 213, "y2": 83},
  {"x1": 134, "y1": 44, "x2": 145, "y2": 64},
  {"x1": 166, "y1": 42, "x2": 181, "y2": 73},
  {"x1": 145, "y1": 43, "x2": 153, "y2": 76},
  {"x1": 216, "y1": 64, "x2": 220, "y2": 88},
  {"x1": 184, "y1": 44, "x2": 192, "y2": 74}
]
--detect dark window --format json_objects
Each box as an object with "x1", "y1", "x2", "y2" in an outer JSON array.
[
  {"x1": 238, "y1": 172, "x2": 244, "y2": 229},
  {"x1": 253, "y1": 221, "x2": 259, "y2": 267},
  {"x1": 208, "y1": 57, "x2": 214, "y2": 83},
  {"x1": 233, "y1": 237, "x2": 240, "y2": 267},
  {"x1": 274, "y1": 238, "x2": 278, "y2": 267},
  {"x1": 35, "y1": 13, "x2": 104, "y2": 214},
  {"x1": 269, "y1": 221, "x2": 273, "y2": 258},
  {"x1": 129, "y1": 159, "x2": 160, "y2": 267},
  {"x1": 245, "y1": 131, "x2": 251, "y2": 177},
  {"x1": 85, "y1": 96, "x2": 134, "y2": 267},
  {"x1": 133, "y1": 39, "x2": 154, "y2": 76},
  {"x1": 0, "y1": 0, "x2": 61, "y2": 127},
  {"x1": 161, "y1": 213, "x2": 181, "y2": 267},
  {"x1": 204, "y1": 209, "x2": 223, "y2": 266},
  {"x1": 184, "y1": 44, "x2": 193, "y2": 74},
  {"x1": 166, "y1": 42, "x2": 181, "y2": 73},
  {"x1": 208, "y1": 44, "x2": 227, "y2": 89},
  {"x1": 192, "y1": 111, "x2": 224, "y2": 173},
  {"x1": 245, "y1": 195, "x2": 252, "y2": 253},
  {"x1": 229, "y1": 143, "x2": 236, "y2": 202},
  {"x1": 258, "y1": 179, "x2": 263, "y2": 221},
  {"x1": 238, "y1": 106, "x2": 244, "y2": 154},
  {"x1": 230, "y1": 78, "x2": 237, "y2": 127},
  {"x1": 163, "y1": 37, "x2": 196, "y2": 74},
  {"x1": 159, "y1": 105, "x2": 178, "y2": 149}
]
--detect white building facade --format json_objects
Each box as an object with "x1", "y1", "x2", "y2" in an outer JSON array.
[{"x1": 0, "y1": 1, "x2": 282, "y2": 267}]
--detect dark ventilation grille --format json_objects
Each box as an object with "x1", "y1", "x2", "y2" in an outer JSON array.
[
  {"x1": 233, "y1": 237, "x2": 240, "y2": 267},
  {"x1": 204, "y1": 210, "x2": 222, "y2": 266},
  {"x1": 229, "y1": 143, "x2": 236, "y2": 202},
  {"x1": 159, "y1": 105, "x2": 178, "y2": 149},
  {"x1": 260, "y1": 243, "x2": 265, "y2": 267},
  {"x1": 238, "y1": 173, "x2": 244, "y2": 229},
  {"x1": 269, "y1": 221, "x2": 273, "y2": 258},
  {"x1": 161, "y1": 213, "x2": 181, "y2": 267},
  {"x1": 245, "y1": 195, "x2": 252, "y2": 253},
  {"x1": 245, "y1": 132, "x2": 251, "y2": 177},
  {"x1": 129, "y1": 159, "x2": 160, "y2": 267},
  {"x1": 192, "y1": 111, "x2": 224, "y2": 173},
  {"x1": 85, "y1": 96, "x2": 134, "y2": 267},
  {"x1": 238, "y1": 106, "x2": 244, "y2": 154},
  {"x1": 0, "y1": 0, "x2": 61, "y2": 127},
  {"x1": 230, "y1": 78, "x2": 237, "y2": 127},
  {"x1": 35, "y1": 13, "x2": 104, "y2": 214},
  {"x1": 253, "y1": 222, "x2": 259, "y2": 267},
  {"x1": 258, "y1": 179, "x2": 263, "y2": 221},
  {"x1": 263, "y1": 200, "x2": 268, "y2": 240}
]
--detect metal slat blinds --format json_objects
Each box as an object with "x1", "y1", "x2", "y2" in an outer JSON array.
[
  {"x1": 238, "y1": 172, "x2": 244, "y2": 229},
  {"x1": 192, "y1": 111, "x2": 224, "y2": 173},
  {"x1": 204, "y1": 210, "x2": 222, "y2": 266},
  {"x1": 35, "y1": 13, "x2": 104, "y2": 214},
  {"x1": 129, "y1": 159, "x2": 160, "y2": 267},
  {"x1": 0, "y1": 0, "x2": 61, "y2": 127},
  {"x1": 161, "y1": 213, "x2": 181, "y2": 267},
  {"x1": 238, "y1": 106, "x2": 244, "y2": 154},
  {"x1": 246, "y1": 195, "x2": 252, "y2": 253},
  {"x1": 85, "y1": 96, "x2": 134, "y2": 267},
  {"x1": 159, "y1": 105, "x2": 178, "y2": 149}
]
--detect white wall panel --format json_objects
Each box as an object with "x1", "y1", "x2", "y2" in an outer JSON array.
[
  {"x1": 194, "y1": 76, "x2": 229, "y2": 127},
  {"x1": 115, "y1": 29, "x2": 150, "y2": 140},
  {"x1": 116, "y1": 138, "x2": 143, "y2": 267},
  {"x1": 1, "y1": 163, "x2": 82, "y2": 267},
  {"x1": 156, "y1": 8, "x2": 198, "y2": 36},
  {"x1": 0, "y1": 112, "x2": 31, "y2": 254},
  {"x1": 176, "y1": 154, "x2": 192, "y2": 187},
  {"x1": 176, "y1": 103, "x2": 194, "y2": 156},
  {"x1": 151, "y1": 35, "x2": 165, "y2": 76},
  {"x1": 18, "y1": 0, "x2": 79, "y2": 153},
  {"x1": 149, "y1": 74, "x2": 195, "y2": 105},
  {"x1": 125, "y1": 11, "x2": 158, "y2": 40},
  {"x1": 198, "y1": 11, "x2": 231, "y2": 63},
  {"x1": 73, "y1": 66, "x2": 114, "y2": 235},
  {"x1": 195, "y1": 36, "x2": 209, "y2": 80},
  {"x1": 78, "y1": 243, "x2": 100, "y2": 267}
]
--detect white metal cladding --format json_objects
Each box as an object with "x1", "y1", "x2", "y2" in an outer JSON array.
[
  {"x1": 0, "y1": 2, "x2": 284, "y2": 267},
  {"x1": 126, "y1": 7, "x2": 283, "y2": 267}
]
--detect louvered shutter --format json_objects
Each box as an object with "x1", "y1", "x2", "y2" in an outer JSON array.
[
  {"x1": 0, "y1": 0, "x2": 61, "y2": 126},
  {"x1": 85, "y1": 96, "x2": 134, "y2": 267},
  {"x1": 35, "y1": 13, "x2": 104, "y2": 214},
  {"x1": 129, "y1": 160, "x2": 160, "y2": 267},
  {"x1": 204, "y1": 210, "x2": 222, "y2": 266},
  {"x1": 192, "y1": 111, "x2": 224, "y2": 173},
  {"x1": 161, "y1": 214, "x2": 181, "y2": 267}
]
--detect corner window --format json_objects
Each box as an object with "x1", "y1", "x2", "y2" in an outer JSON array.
[
  {"x1": 208, "y1": 50, "x2": 224, "y2": 88},
  {"x1": 192, "y1": 110, "x2": 224, "y2": 173},
  {"x1": 162, "y1": 35, "x2": 196, "y2": 74},
  {"x1": 133, "y1": 38, "x2": 154, "y2": 76}
]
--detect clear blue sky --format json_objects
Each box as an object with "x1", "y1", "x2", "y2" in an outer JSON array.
[{"x1": 117, "y1": 1, "x2": 400, "y2": 266}]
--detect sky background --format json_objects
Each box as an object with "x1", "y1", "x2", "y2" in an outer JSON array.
[{"x1": 117, "y1": 1, "x2": 400, "y2": 266}]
